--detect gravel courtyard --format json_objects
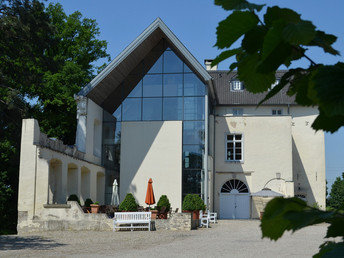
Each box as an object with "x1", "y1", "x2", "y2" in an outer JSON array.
[{"x1": 0, "y1": 220, "x2": 327, "y2": 257}]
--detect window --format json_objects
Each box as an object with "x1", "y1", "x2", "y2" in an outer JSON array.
[
  {"x1": 230, "y1": 80, "x2": 244, "y2": 91},
  {"x1": 233, "y1": 108, "x2": 243, "y2": 116},
  {"x1": 226, "y1": 134, "x2": 243, "y2": 162},
  {"x1": 272, "y1": 109, "x2": 282, "y2": 115}
]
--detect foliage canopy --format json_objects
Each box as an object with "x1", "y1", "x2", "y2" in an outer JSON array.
[{"x1": 213, "y1": 1, "x2": 344, "y2": 256}]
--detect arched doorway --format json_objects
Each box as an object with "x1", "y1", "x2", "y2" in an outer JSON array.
[{"x1": 219, "y1": 179, "x2": 250, "y2": 219}]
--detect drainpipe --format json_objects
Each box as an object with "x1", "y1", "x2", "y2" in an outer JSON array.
[{"x1": 204, "y1": 89, "x2": 209, "y2": 207}]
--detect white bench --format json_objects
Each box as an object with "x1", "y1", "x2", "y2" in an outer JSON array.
[{"x1": 113, "y1": 212, "x2": 151, "y2": 231}]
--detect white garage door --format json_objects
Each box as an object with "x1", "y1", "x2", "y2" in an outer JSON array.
[{"x1": 219, "y1": 179, "x2": 250, "y2": 219}]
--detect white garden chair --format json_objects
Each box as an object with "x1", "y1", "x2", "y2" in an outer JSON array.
[{"x1": 199, "y1": 210, "x2": 210, "y2": 228}]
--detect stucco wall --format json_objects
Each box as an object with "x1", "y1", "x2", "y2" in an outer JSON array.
[
  {"x1": 75, "y1": 97, "x2": 103, "y2": 165},
  {"x1": 290, "y1": 106, "x2": 326, "y2": 208},
  {"x1": 120, "y1": 121, "x2": 182, "y2": 210},
  {"x1": 18, "y1": 119, "x2": 105, "y2": 226},
  {"x1": 213, "y1": 115, "x2": 293, "y2": 214},
  {"x1": 214, "y1": 105, "x2": 326, "y2": 209}
]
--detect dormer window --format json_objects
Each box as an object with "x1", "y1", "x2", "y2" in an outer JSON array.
[{"x1": 230, "y1": 80, "x2": 244, "y2": 91}]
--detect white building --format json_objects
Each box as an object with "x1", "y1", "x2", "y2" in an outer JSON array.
[{"x1": 17, "y1": 18, "x2": 325, "y2": 230}]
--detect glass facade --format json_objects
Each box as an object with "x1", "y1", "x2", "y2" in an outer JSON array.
[{"x1": 103, "y1": 47, "x2": 206, "y2": 203}]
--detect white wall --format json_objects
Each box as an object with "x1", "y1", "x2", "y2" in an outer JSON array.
[
  {"x1": 18, "y1": 119, "x2": 105, "y2": 221},
  {"x1": 290, "y1": 106, "x2": 326, "y2": 208},
  {"x1": 120, "y1": 121, "x2": 183, "y2": 210},
  {"x1": 213, "y1": 115, "x2": 293, "y2": 214}
]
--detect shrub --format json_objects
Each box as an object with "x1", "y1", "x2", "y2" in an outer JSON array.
[
  {"x1": 157, "y1": 195, "x2": 171, "y2": 212},
  {"x1": 182, "y1": 194, "x2": 206, "y2": 211},
  {"x1": 84, "y1": 198, "x2": 93, "y2": 207},
  {"x1": 119, "y1": 193, "x2": 138, "y2": 211},
  {"x1": 67, "y1": 194, "x2": 80, "y2": 205}
]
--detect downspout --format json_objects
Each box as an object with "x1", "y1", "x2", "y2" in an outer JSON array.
[
  {"x1": 204, "y1": 88, "x2": 209, "y2": 207},
  {"x1": 212, "y1": 111, "x2": 216, "y2": 212}
]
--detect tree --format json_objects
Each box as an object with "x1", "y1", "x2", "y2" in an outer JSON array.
[
  {"x1": 213, "y1": 0, "x2": 344, "y2": 256},
  {"x1": 0, "y1": 0, "x2": 109, "y2": 234},
  {"x1": 328, "y1": 173, "x2": 344, "y2": 210}
]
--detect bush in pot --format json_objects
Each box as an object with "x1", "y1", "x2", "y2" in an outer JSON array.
[
  {"x1": 84, "y1": 198, "x2": 93, "y2": 207},
  {"x1": 67, "y1": 194, "x2": 80, "y2": 206},
  {"x1": 182, "y1": 194, "x2": 205, "y2": 220},
  {"x1": 157, "y1": 195, "x2": 171, "y2": 219},
  {"x1": 119, "y1": 193, "x2": 138, "y2": 212}
]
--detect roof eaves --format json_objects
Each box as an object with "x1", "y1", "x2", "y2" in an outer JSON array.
[{"x1": 78, "y1": 18, "x2": 211, "y2": 97}]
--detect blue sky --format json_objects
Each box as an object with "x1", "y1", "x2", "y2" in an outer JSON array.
[{"x1": 48, "y1": 0, "x2": 344, "y2": 191}]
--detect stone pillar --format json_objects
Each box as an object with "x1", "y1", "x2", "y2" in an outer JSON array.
[
  {"x1": 77, "y1": 166, "x2": 82, "y2": 202},
  {"x1": 61, "y1": 162, "x2": 68, "y2": 203}
]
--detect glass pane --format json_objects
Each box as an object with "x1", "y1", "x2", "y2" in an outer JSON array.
[
  {"x1": 113, "y1": 105, "x2": 121, "y2": 122},
  {"x1": 147, "y1": 55, "x2": 163, "y2": 74},
  {"x1": 163, "y1": 74, "x2": 183, "y2": 96},
  {"x1": 183, "y1": 170, "x2": 202, "y2": 194},
  {"x1": 164, "y1": 51, "x2": 183, "y2": 73},
  {"x1": 184, "y1": 97, "x2": 205, "y2": 120},
  {"x1": 143, "y1": 74, "x2": 162, "y2": 97},
  {"x1": 115, "y1": 122, "x2": 121, "y2": 145},
  {"x1": 184, "y1": 73, "x2": 205, "y2": 96},
  {"x1": 122, "y1": 98, "x2": 141, "y2": 121},
  {"x1": 183, "y1": 144, "x2": 203, "y2": 169},
  {"x1": 127, "y1": 80, "x2": 142, "y2": 98},
  {"x1": 235, "y1": 135, "x2": 242, "y2": 140},
  {"x1": 163, "y1": 97, "x2": 183, "y2": 120},
  {"x1": 183, "y1": 121, "x2": 204, "y2": 144},
  {"x1": 142, "y1": 98, "x2": 162, "y2": 120},
  {"x1": 227, "y1": 135, "x2": 234, "y2": 141},
  {"x1": 184, "y1": 63, "x2": 192, "y2": 73}
]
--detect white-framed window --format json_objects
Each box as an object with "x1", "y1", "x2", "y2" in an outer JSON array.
[
  {"x1": 230, "y1": 80, "x2": 244, "y2": 91},
  {"x1": 233, "y1": 108, "x2": 243, "y2": 116},
  {"x1": 272, "y1": 109, "x2": 282, "y2": 115},
  {"x1": 226, "y1": 134, "x2": 243, "y2": 162}
]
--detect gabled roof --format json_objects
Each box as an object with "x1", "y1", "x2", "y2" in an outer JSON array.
[
  {"x1": 209, "y1": 70, "x2": 296, "y2": 106},
  {"x1": 78, "y1": 18, "x2": 213, "y2": 112}
]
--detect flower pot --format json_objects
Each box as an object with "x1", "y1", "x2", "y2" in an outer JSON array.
[
  {"x1": 151, "y1": 210, "x2": 158, "y2": 219},
  {"x1": 90, "y1": 204, "x2": 100, "y2": 213},
  {"x1": 183, "y1": 210, "x2": 199, "y2": 220},
  {"x1": 260, "y1": 212, "x2": 264, "y2": 220}
]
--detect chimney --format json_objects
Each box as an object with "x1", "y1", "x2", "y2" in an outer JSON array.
[{"x1": 204, "y1": 59, "x2": 217, "y2": 71}]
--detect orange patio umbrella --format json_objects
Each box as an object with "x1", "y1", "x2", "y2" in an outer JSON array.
[{"x1": 145, "y1": 178, "x2": 155, "y2": 208}]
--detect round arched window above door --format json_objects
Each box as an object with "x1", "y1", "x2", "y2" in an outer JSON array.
[{"x1": 221, "y1": 179, "x2": 249, "y2": 193}]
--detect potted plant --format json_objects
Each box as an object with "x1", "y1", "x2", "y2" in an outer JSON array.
[
  {"x1": 182, "y1": 194, "x2": 206, "y2": 220},
  {"x1": 83, "y1": 198, "x2": 93, "y2": 213},
  {"x1": 150, "y1": 206, "x2": 158, "y2": 219},
  {"x1": 157, "y1": 195, "x2": 171, "y2": 219},
  {"x1": 91, "y1": 201, "x2": 100, "y2": 213},
  {"x1": 119, "y1": 193, "x2": 138, "y2": 212},
  {"x1": 67, "y1": 194, "x2": 81, "y2": 206}
]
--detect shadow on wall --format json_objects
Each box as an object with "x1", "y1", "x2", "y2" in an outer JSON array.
[
  {"x1": 120, "y1": 121, "x2": 163, "y2": 202},
  {"x1": 292, "y1": 137, "x2": 316, "y2": 205},
  {"x1": 0, "y1": 236, "x2": 65, "y2": 251}
]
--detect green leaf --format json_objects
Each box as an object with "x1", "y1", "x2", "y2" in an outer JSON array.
[
  {"x1": 287, "y1": 71, "x2": 316, "y2": 106},
  {"x1": 282, "y1": 21, "x2": 316, "y2": 45},
  {"x1": 242, "y1": 26, "x2": 267, "y2": 54},
  {"x1": 326, "y1": 217, "x2": 344, "y2": 238},
  {"x1": 308, "y1": 30, "x2": 339, "y2": 55},
  {"x1": 212, "y1": 48, "x2": 242, "y2": 67},
  {"x1": 314, "y1": 242, "x2": 344, "y2": 258},
  {"x1": 215, "y1": 11, "x2": 259, "y2": 49},
  {"x1": 257, "y1": 41, "x2": 292, "y2": 73},
  {"x1": 237, "y1": 53, "x2": 275, "y2": 92},
  {"x1": 312, "y1": 63, "x2": 344, "y2": 116},
  {"x1": 258, "y1": 69, "x2": 302, "y2": 106},
  {"x1": 312, "y1": 108, "x2": 344, "y2": 133},
  {"x1": 261, "y1": 197, "x2": 335, "y2": 240},
  {"x1": 264, "y1": 6, "x2": 301, "y2": 27},
  {"x1": 261, "y1": 21, "x2": 285, "y2": 61},
  {"x1": 215, "y1": 0, "x2": 265, "y2": 11}
]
